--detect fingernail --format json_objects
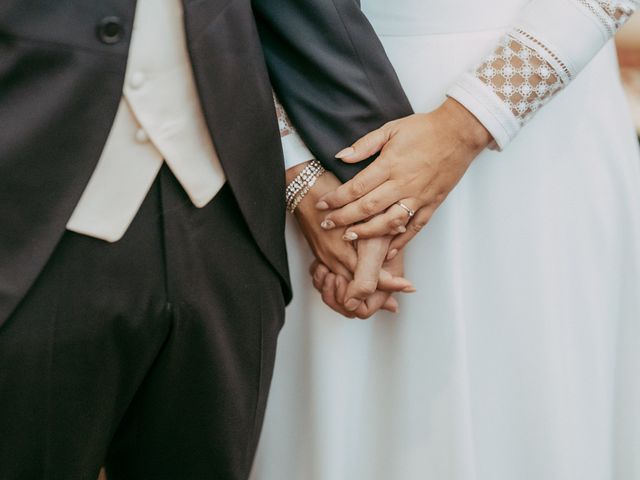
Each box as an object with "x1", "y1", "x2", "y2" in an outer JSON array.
[
  {"x1": 387, "y1": 249, "x2": 398, "y2": 261},
  {"x1": 316, "y1": 201, "x2": 329, "y2": 210},
  {"x1": 335, "y1": 147, "x2": 355, "y2": 159},
  {"x1": 345, "y1": 298, "x2": 360, "y2": 311},
  {"x1": 320, "y1": 219, "x2": 335, "y2": 230},
  {"x1": 403, "y1": 286, "x2": 417, "y2": 293},
  {"x1": 396, "y1": 226, "x2": 407, "y2": 234},
  {"x1": 342, "y1": 231, "x2": 358, "y2": 241},
  {"x1": 389, "y1": 299, "x2": 400, "y2": 313}
]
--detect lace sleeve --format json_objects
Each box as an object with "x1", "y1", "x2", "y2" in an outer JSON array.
[
  {"x1": 274, "y1": 93, "x2": 296, "y2": 138},
  {"x1": 447, "y1": 0, "x2": 639, "y2": 149},
  {"x1": 273, "y1": 93, "x2": 315, "y2": 168}
]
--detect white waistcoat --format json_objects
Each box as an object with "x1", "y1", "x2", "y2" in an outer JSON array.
[{"x1": 67, "y1": 0, "x2": 312, "y2": 242}]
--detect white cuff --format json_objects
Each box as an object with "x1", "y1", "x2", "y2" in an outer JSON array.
[
  {"x1": 447, "y1": 73, "x2": 521, "y2": 151},
  {"x1": 281, "y1": 131, "x2": 315, "y2": 170}
]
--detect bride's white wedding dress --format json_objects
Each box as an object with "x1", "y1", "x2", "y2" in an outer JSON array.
[{"x1": 251, "y1": 1, "x2": 640, "y2": 478}]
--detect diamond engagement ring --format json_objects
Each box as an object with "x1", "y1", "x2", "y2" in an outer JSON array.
[{"x1": 396, "y1": 201, "x2": 415, "y2": 218}]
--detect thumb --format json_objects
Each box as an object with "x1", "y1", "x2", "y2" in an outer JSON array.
[
  {"x1": 335, "y1": 127, "x2": 391, "y2": 164},
  {"x1": 343, "y1": 237, "x2": 389, "y2": 311}
]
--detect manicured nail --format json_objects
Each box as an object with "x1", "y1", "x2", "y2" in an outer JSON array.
[
  {"x1": 388, "y1": 298, "x2": 400, "y2": 313},
  {"x1": 345, "y1": 298, "x2": 360, "y2": 311},
  {"x1": 342, "y1": 231, "x2": 358, "y2": 241},
  {"x1": 335, "y1": 147, "x2": 355, "y2": 159},
  {"x1": 316, "y1": 201, "x2": 329, "y2": 210},
  {"x1": 387, "y1": 249, "x2": 398, "y2": 261},
  {"x1": 320, "y1": 219, "x2": 335, "y2": 230},
  {"x1": 403, "y1": 286, "x2": 417, "y2": 293},
  {"x1": 395, "y1": 226, "x2": 407, "y2": 234}
]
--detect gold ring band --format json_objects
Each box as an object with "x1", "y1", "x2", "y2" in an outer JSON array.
[{"x1": 396, "y1": 201, "x2": 415, "y2": 218}]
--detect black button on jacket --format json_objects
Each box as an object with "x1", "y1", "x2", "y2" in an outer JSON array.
[{"x1": 97, "y1": 16, "x2": 125, "y2": 44}]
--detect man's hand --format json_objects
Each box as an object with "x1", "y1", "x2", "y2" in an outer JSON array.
[
  {"x1": 342, "y1": 235, "x2": 411, "y2": 315},
  {"x1": 314, "y1": 99, "x2": 493, "y2": 253},
  {"x1": 310, "y1": 248, "x2": 407, "y2": 320},
  {"x1": 289, "y1": 164, "x2": 414, "y2": 293}
]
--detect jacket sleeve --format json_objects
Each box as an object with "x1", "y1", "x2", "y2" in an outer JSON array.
[
  {"x1": 252, "y1": 0, "x2": 414, "y2": 182},
  {"x1": 446, "y1": 0, "x2": 639, "y2": 150}
]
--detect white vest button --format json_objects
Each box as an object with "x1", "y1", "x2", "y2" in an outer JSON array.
[{"x1": 129, "y1": 72, "x2": 146, "y2": 89}]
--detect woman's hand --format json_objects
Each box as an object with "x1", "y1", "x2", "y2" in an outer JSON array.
[
  {"x1": 315, "y1": 99, "x2": 492, "y2": 245},
  {"x1": 290, "y1": 165, "x2": 414, "y2": 293}
]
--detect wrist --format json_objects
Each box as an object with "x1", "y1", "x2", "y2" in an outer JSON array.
[
  {"x1": 294, "y1": 171, "x2": 341, "y2": 218},
  {"x1": 286, "y1": 160, "x2": 326, "y2": 214},
  {"x1": 285, "y1": 161, "x2": 311, "y2": 184},
  {"x1": 438, "y1": 97, "x2": 493, "y2": 152}
]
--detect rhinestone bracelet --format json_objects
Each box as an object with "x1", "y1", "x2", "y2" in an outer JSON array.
[{"x1": 286, "y1": 160, "x2": 326, "y2": 214}]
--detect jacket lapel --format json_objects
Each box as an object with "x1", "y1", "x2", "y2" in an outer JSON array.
[{"x1": 182, "y1": 0, "x2": 291, "y2": 292}]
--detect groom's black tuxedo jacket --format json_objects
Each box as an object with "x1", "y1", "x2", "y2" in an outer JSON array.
[{"x1": 0, "y1": 0, "x2": 412, "y2": 325}]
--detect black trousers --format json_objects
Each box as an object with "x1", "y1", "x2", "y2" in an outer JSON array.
[{"x1": 0, "y1": 168, "x2": 285, "y2": 480}]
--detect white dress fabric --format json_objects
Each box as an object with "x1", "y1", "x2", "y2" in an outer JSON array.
[{"x1": 251, "y1": 1, "x2": 640, "y2": 479}]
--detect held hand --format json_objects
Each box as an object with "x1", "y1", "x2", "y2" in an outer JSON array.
[
  {"x1": 315, "y1": 99, "x2": 492, "y2": 244},
  {"x1": 310, "y1": 248, "x2": 407, "y2": 320},
  {"x1": 310, "y1": 262, "x2": 399, "y2": 319},
  {"x1": 290, "y1": 165, "x2": 414, "y2": 292},
  {"x1": 357, "y1": 246, "x2": 408, "y2": 318},
  {"x1": 342, "y1": 236, "x2": 412, "y2": 315}
]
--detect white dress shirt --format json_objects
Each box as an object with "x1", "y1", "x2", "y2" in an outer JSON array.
[{"x1": 67, "y1": 0, "x2": 313, "y2": 242}]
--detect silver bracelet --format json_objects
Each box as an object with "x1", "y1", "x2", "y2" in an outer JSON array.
[{"x1": 286, "y1": 160, "x2": 326, "y2": 214}]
